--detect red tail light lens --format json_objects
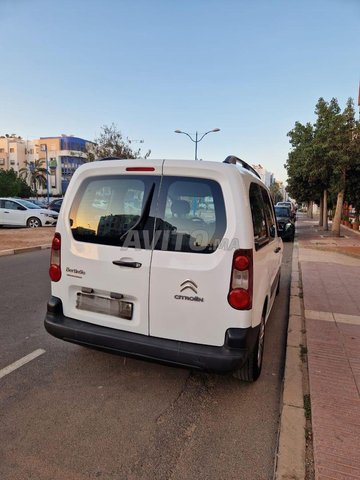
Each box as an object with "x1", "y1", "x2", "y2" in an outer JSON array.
[
  {"x1": 228, "y1": 249, "x2": 253, "y2": 310},
  {"x1": 49, "y1": 233, "x2": 61, "y2": 282},
  {"x1": 228, "y1": 289, "x2": 251, "y2": 309},
  {"x1": 234, "y1": 255, "x2": 250, "y2": 271}
]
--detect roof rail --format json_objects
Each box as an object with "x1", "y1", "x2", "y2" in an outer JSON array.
[
  {"x1": 96, "y1": 156, "x2": 125, "y2": 162},
  {"x1": 223, "y1": 156, "x2": 261, "y2": 179}
]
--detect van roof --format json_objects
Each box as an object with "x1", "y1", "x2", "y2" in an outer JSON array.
[{"x1": 95, "y1": 155, "x2": 262, "y2": 180}]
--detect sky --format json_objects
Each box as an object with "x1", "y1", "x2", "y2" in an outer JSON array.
[{"x1": 1, "y1": 0, "x2": 359, "y2": 182}]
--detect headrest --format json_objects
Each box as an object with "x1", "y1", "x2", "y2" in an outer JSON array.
[{"x1": 171, "y1": 199, "x2": 190, "y2": 217}]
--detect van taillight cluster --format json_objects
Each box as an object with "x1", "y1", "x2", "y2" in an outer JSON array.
[
  {"x1": 228, "y1": 249, "x2": 253, "y2": 310},
  {"x1": 49, "y1": 233, "x2": 61, "y2": 282}
]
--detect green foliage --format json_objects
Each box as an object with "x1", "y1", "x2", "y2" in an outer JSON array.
[
  {"x1": 269, "y1": 181, "x2": 283, "y2": 203},
  {"x1": 346, "y1": 161, "x2": 360, "y2": 220},
  {"x1": 285, "y1": 121, "x2": 320, "y2": 202},
  {"x1": 19, "y1": 159, "x2": 47, "y2": 197},
  {"x1": 0, "y1": 169, "x2": 33, "y2": 197},
  {"x1": 285, "y1": 97, "x2": 360, "y2": 205},
  {"x1": 86, "y1": 123, "x2": 151, "y2": 161}
]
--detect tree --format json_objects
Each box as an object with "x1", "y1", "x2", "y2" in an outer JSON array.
[
  {"x1": 285, "y1": 96, "x2": 360, "y2": 235},
  {"x1": 346, "y1": 159, "x2": 360, "y2": 224},
  {"x1": 285, "y1": 121, "x2": 321, "y2": 209},
  {"x1": 330, "y1": 99, "x2": 360, "y2": 236},
  {"x1": 269, "y1": 181, "x2": 283, "y2": 204},
  {"x1": 19, "y1": 159, "x2": 47, "y2": 198},
  {"x1": 86, "y1": 123, "x2": 151, "y2": 161},
  {"x1": 0, "y1": 169, "x2": 32, "y2": 197}
]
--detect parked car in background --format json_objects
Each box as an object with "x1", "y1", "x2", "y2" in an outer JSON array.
[
  {"x1": 276, "y1": 201, "x2": 296, "y2": 222},
  {"x1": 24, "y1": 198, "x2": 49, "y2": 208},
  {"x1": 275, "y1": 205, "x2": 295, "y2": 241},
  {"x1": 47, "y1": 198, "x2": 63, "y2": 213},
  {"x1": 0, "y1": 198, "x2": 58, "y2": 228}
]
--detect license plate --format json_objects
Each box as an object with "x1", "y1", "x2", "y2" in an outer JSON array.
[{"x1": 76, "y1": 292, "x2": 133, "y2": 320}]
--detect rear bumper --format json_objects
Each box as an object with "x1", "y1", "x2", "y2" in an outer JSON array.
[{"x1": 44, "y1": 296, "x2": 258, "y2": 373}]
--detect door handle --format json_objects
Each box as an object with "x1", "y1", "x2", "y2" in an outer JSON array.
[
  {"x1": 112, "y1": 260, "x2": 142, "y2": 268},
  {"x1": 274, "y1": 247, "x2": 281, "y2": 253}
]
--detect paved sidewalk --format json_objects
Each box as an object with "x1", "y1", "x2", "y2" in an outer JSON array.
[
  {"x1": 297, "y1": 215, "x2": 360, "y2": 479},
  {"x1": 0, "y1": 227, "x2": 54, "y2": 256}
]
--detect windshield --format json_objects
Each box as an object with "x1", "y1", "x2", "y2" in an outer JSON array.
[
  {"x1": 275, "y1": 206, "x2": 290, "y2": 217},
  {"x1": 16, "y1": 199, "x2": 41, "y2": 209}
]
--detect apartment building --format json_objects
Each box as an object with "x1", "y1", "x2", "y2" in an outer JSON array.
[
  {"x1": 252, "y1": 164, "x2": 274, "y2": 188},
  {"x1": 0, "y1": 134, "x2": 94, "y2": 195},
  {"x1": 0, "y1": 135, "x2": 27, "y2": 172}
]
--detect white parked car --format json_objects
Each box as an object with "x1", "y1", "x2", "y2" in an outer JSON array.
[
  {"x1": 44, "y1": 156, "x2": 283, "y2": 381},
  {"x1": 0, "y1": 198, "x2": 58, "y2": 228}
]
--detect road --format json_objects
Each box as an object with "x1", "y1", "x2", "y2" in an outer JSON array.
[{"x1": 0, "y1": 244, "x2": 293, "y2": 480}]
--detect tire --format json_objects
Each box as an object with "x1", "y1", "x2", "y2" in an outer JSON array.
[
  {"x1": 276, "y1": 273, "x2": 281, "y2": 296},
  {"x1": 27, "y1": 217, "x2": 41, "y2": 228},
  {"x1": 233, "y1": 314, "x2": 266, "y2": 382}
]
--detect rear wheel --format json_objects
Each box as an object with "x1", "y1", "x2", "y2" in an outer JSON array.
[
  {"x1": 276, "y1": 273, "x2": 281, "y2": 296},
  {"x1": 27, "y1": 217, "x2": 41, "y2": 228},
  {"x1": 233, "y1": 314, "x2": 266, "y2": 382}
]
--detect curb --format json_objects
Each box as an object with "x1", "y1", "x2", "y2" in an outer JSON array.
[
  {"x1": 0, "y1": 244, "x2": 51, "y2": 257},
  {"x1": 275, "y1": 240, "x2": 307, "y2": 480}
]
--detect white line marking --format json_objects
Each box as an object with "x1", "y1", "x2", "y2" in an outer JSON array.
[{"x1": 0, "y1": 349, "x2": 46, "y2": 380}]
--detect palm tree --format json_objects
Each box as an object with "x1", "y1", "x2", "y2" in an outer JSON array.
[{"x1": 19, "y1": 159, "x2": 47, "y2": 198}]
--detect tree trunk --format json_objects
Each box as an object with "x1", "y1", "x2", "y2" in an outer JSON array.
[
  {"x1": 323, "y1": 190, "x2": 328, "y2": 231},
  {"x1": 319, "y1": 196, "x2": 324, "y2": 227},
  {"x1": 309, "y1": 201, "x2": 313, "y2": 219},
  {"x1": 332, "y1": 191, "x2": 344, "y2": 237}
]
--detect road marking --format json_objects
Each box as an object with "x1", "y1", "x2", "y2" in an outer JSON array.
[{"x1": 0, "y1": 349, "x2": 46, "y2": 380}]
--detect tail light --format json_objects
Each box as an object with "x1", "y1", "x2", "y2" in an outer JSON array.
[
  {"x1": 228, "y1": 249, "x2": 253, "y2": 310},
  {"x1": 49, "y1": 233, "x2": 61, "y2": 282}
]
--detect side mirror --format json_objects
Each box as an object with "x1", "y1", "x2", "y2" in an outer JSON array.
[{"x1": 17, "y1": 205, "x2": 26, "y2": 211}]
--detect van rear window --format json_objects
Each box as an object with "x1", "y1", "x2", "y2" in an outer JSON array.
[
  {"x1": 69, "y1": 176, "x2": 158, "y2": 247},
  {"x1": 69, "y1": 175, "x2": 226, "y2": 253},
  {"x1": 154, "y1": 176, "x2": 226, "y2": 253}
]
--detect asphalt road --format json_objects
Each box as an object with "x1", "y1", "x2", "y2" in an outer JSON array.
[{"x1": 0, "y1": 244, "x2": 293, "y2": 480}]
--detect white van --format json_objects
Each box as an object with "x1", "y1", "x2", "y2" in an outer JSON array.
[{"x1": 44, "y1": 156, "x2": 282, "y2": 381}]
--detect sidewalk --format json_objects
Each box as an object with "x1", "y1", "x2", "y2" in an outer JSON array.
[
  {"x1": 297, "y1": 215, "x2": 360, "y2": 479},
  {"x1": 0, "y1": 227, "x2": 54, "y2": 256}
]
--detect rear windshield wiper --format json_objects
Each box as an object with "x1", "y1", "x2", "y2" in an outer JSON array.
[{"x1": 119, "y1": 183, "x2": 156, "y2": 240}]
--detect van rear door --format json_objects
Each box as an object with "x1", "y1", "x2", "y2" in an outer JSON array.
[
  {"x1": 55, "y1": 161, "x2": 162, "y2": 336},
  {"x1": 149, "y1": 162, "x2": 248, "y2": 347}
]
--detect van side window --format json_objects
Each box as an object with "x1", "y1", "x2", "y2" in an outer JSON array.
[
  {"x1": 249, "y1": 183, "x2": 269, "y2": 249},
  {"x1": 261, "y1": 187, "x2": 277, "y2": 239}
]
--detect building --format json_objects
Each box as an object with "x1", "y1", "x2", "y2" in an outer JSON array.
[
  {"x1": 0, "y1": 134, "x2": 94, "y2": 196},
  {"x1": 34, "y1": 135, "x2": 94, "y2": 195},
  {"x1": 252, "y1": 164, "x2": 274, "y2": 188},
  {"x1": 277, "y1": 180, "x2": 287, "y2": 201},
  {"x1": 0, "y1": 135, "x2": 27, "y2": 173}
]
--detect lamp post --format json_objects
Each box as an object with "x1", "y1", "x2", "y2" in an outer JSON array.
[
  {"x1": 40, "y1": 143, "x2": 50, "y2": 204},
  {"x1": 174, "y1": 128, "x2": 220, "y2": 160}
]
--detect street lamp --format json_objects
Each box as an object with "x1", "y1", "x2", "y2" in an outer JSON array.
[
  {"x1": 40, "y1": 143, "x2": 50, "y2": 204},
  {"x1": 174, "y1": 128, "x2": 220, "y2": 160}
]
